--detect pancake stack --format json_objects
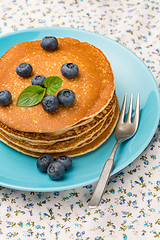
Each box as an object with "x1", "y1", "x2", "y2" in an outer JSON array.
[{"x1": 0, "y1": 37, "x2": 119, "y2": 158}]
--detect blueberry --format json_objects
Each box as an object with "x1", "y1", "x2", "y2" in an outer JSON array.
[
  {"x1": 16, "y1": 63, "x2": 33, "y2": 77},
  {"x1": 57, "y1": 89, "x2": 75, "y2": 106},
  {"x1": 0, "y1": 90, "x2": 12, "y2": 106},
  {"x1": 61, "y1": 63, "x2": 79, "y2": 79},
  {"x1": 47, "y1": 161, "x2": 65, "y2": 180},
  {"x1": 37, "y1": 154, "x2": 55, "y2": 173},
  {"x1": 41, "y1": 36, "x2": 58, "y2": 51},
  {"x1": 42, "y1": 95, "x2": 59, "y2": 113},
  {"x1": 56, "y1": 155, "x2": 72, "y2": 171},
  {"x1": 32, "y1": 75, "x2": 46, "y2": 87}
]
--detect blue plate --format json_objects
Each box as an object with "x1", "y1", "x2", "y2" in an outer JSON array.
[{"x1": 0, "y1": 27, "x2": 159, "y2": 192}]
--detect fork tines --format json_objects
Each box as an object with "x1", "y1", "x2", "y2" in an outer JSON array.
[{"x1": 119, "y1": 93, "x2": 140, "y2": 125}]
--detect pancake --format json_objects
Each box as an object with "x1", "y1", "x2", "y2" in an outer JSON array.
[
  {"x1": 0, "y1": 103, "x2": 116, "y2": 153},
  {"x1": 0, "y1": 101, "x2": 119, "y2": 157},
  {"x1": 0, "y1": 37, "x2": 114, "y2": 133},
  {"x1": 0, "y1": 94, "x2": 116, "y2": 144},
  {"x1": 0, "y1": 37, "x2": 118, "y2": 159},
  {"x1": 27, "y1": 103, "x2": 114, "y2": 146}
]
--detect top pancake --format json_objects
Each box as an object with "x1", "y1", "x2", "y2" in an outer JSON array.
[{"x1": 0, "y1": 37, "x2": 114, "y2": 133}]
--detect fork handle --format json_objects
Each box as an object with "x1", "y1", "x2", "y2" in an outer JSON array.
[{"x1": 88, "y1": 140, "x2": 120, "y2": 208}]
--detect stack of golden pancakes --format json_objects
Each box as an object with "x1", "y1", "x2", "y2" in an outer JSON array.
[{"x1": 0, "y1": 37, "x2": 119, "y2": 158}]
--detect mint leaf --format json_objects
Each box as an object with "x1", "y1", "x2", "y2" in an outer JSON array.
[
  {"x1": 44, "y1": 76, "x2": 63, "y2": 95},
  {"x1": 16, "y1": 85, "x2": 46, "y2": 107},
  {"x1": 16, "y1": 76, "x2": 63, "y2": 107}
]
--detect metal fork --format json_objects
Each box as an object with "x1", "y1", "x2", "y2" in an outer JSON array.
[{"x1": 88, "y1": 93, "x2": 140, "y2": 208}]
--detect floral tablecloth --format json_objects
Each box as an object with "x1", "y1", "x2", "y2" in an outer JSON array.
[{"x1": 0, "y1": 0, "x2": 160, "y2": 239}]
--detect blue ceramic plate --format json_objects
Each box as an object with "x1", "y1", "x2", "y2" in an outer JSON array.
[{"x1": 0, "y1": 27, "x2": 159, "y2": 192}]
